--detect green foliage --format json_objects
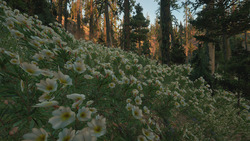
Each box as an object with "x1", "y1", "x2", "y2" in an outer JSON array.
[
  {"x1": 130, "y1": 3, "x2": 150, "y2": 51},
  {"x1": 170, "y1": 33, "x2": 186, "y2": 64},
  {"x1": 141, "y1": 39, "x2": 150, "y2": 55},
  {"x1": 217, "y1": 39, "x2": 250, "y2": 100},
  {"x1": 6, "y1": 0, "x2": 55, "y2": 25},
  {"x1": 189, "y1": 44, "x2": 213, "y2": 87}
]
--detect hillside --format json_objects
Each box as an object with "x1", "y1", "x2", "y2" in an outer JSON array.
[{"x1": 0, "y1": 1, "x2": 249, "y2": 141}]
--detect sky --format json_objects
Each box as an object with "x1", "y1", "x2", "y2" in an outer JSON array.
[{"x1": 135, "y1": 0, "x2": 187, "y2": 25}]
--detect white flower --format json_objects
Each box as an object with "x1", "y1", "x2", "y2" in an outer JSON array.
[
  {"x1": 126, "y1": 103, "x2": 133, "y2": 111},
  {"x1": 89, "y1": 108, "x2": 97, "y2": 113},
  {"x1": 109, "y1": 82, "x2": 115, "y2": 88},
  {"x1": 142, "y1": 128, "x2": 155, "y2": 140},
  {"x1": 156, "y1": 90, "x2": 161, "y2": 95},
  {"x1": 72, "y1": 100, "x2": 83, "y2": 109},
  {"x1": 67, "y1": 94, "x2": 85, "y2": 102},
  {"x1": 135, "y1": 96, "x2": 142, "y2": 105},
  {"x1": 122, "y1": 77, "x2": 130, "y2": 84},
  {"x1": 73, "y1": 61, "x2": 86, "y2": 73},
  {"x1": 87, "y1": 115, "x2": 106, "y2": 137},
  {"x1": 73, "y1": 128, "x2": 97, "y2": 141},
  {"x1": 86, "y1": 100, "x2": 94, "y2": 106},
  {"x1": 32, "y1": 53, "x2": 44, "y2": 61},
  {"x1": 30, "y1": 40, "x2": 41, "y2": 48},
  {"x1": 174, "y1": 102, "x2": 180, "y2": 108},
  {"x1": 84, "y1": 74, "x2": 93, "y2": 79},
  {"x1": 20, "y1": 80, "x2": 25, "y2": 92},
  {"x1": 77, "y1": 107, "x2": 92, "y2": 121},
  {"x1": 23, "y1": 128, "x2": 48, "y2": 141},
  {"x1": 33, "y1": 101, "x2": 58, "y2": 108},
  {"x1": 137, "y1": 83, "x2": 143, "y2": 91},
  {"x1": 126, "y1": 98, "x2": 132, "y2": 103},
  {"x1": 104, "y1": 69, "x2": 113, "y2": 76},
  {"x1": 137, "y1": 135, "x2": 147, "y2": 141},
  {"x1": 10, "y1": 58, "x2": 20, "y2": 65},
  {"x1": 39, "y1": 93, "x2": 54, "y2": 102},
  {"x1": 57, "y1": 128, "x2": 75, "y2": 141},
  {"x1": 49, "y1": 106, "x2": 75, "y2": 129},
  {"x1": 10, "y1": 29, "x2": 24, "y2": 38},
  {"x1": 36, "y1": 78, "x2": 58, "y2": 93},
  {"x1": 143, "y1": 106, "x2": 150, "y2": 114},
  {"x1": 41, "y1": 69, "x2": 54, "y2": 77},
  {"x1": 54, "y1": 71, "x2": 72, "y2": 86},
  {"x1": 134, "y1": 59, "x2": 139, "y2": 64},
  {"x1": 20, "y1": 62, "x2": 41, "y2": 76},
  {"x1": 125, "y1": 65, "x2": 131, "y2": 70},
  {"x1": 41, "y1": 49, "x2": 54, "y2": 58},
  {"x1": 132, "y1": 106, "x2": 143, "y2": 119},
  {"x1": 132, "y1": 89, "x2": 139, "y2": 96}
]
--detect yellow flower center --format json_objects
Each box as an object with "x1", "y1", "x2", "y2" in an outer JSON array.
[
  {"x1": 36, "y1": 134, "x2": 46, "y2": 141},
  {"x1": 76, "y1": 67, "x2": 82, "y2": 71},
  {"x1": 145, "y1": 131, "x2": 149, "y2": 136},
  {"x1": 44, "y1": 95, "x2": 51, "y2": 100},
  {"x1": 139, "y1": 137, "x2": 144, "y2": 141},
  {"x1": 60, "y1": 79, "x2": 67, "y2": 84},
  {"x1": 134, "y1": 111, "x2": 139, "y2": 116},
  {"x1": 26, "y1": 68, "x2": 35, "y2": 74},
  {"x1": 94, "y1": 126, "x2": 101, "y2": 133},
  {"x1": 61, "y1": 112, "x2": 71, "y2": 121},
  {"x1": 62, "y1": 136, "x2": 71, "y2": 141},
  {"x1": 15, "y1": 32, "x2": 22, "y2": 37},
  {"x1": 46, "y1": 85, "x2": 53, "y2": 91},
  {"x1": 80, "y1": 112, "x2": 86, "y2": 118}
]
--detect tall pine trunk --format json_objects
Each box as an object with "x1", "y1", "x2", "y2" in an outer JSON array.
[
  {"x1": 124, "y1": 0, "x2": 130, "y2": 50},
  {"x1": 58, "y1": 0, "x2": 63, "y2": 24},
  {"x1": 105, "y1": 0, "x2": 112, "y2": 47},
  {"x1": 63, "y1": 0, "x2": 68, "y2": 30},
  {"x1": 76, "y1": 0, "x2": 82, "y2": 39},
  {"x1": 160, "y1": 0, "x2": 171, "y2": 65},
  {"x1": 89, "y1": 0, "x2": 94, "y2": 40}
]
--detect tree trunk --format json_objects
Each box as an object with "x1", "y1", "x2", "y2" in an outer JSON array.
[
  {"x1": 124, "y1": 0, "x2": 130, "y2": 50},
  {"x1": 105, "y1": 0, "x2": 112, "y2": 47},
  {"x1": 58, "y1": 0, "x2": 63, "y2": 24},
  {"x1": 89, "y1": 0, "x2": 94, "y2": 40},
  {"x1": 63, "y1": 0, "x2": 68, "y2": 31},
  {"x1": 185, "y1": 0, "x2": 189, "y2": 62},
  {"x1": 160, "y1": 0, "x2": 171, "y2": 65},
  {"x1": 223, "y1": 33, "x2": 231, "y2": 61},
  {"x1": 76, "y1": 0, "x2": 82, "y2": 39},
  {"x1": 245, "y1": 31, "x2": 248, "y2": 50},
  {"x1": 208, "y1": 43, "x2": 215, "y2": 74}
]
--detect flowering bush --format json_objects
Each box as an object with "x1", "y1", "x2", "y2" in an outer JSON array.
[{"x1": 0, "y1": 1, "x2": 249, "y2": 140}]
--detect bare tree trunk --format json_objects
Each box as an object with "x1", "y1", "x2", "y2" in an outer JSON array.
[
  {"x1": 245, "y1": 31, "x2": 248, "y2": 50},
  {"x1": 105, "y1": 0, "x2": 112, "y2": 47},
  {"x1": 63, "y1": 0, "x2": 68, "y2": 30},
  {"x1": 185, "y1": 0, "x2": 189, "y2": 62},
  {"x1": 208, "y1": 43, "x2": 215, "y2": 74},
  {"x1": 58, "y1": 0, "x2": 63, "y2": 24},
  {"x1": 223, "y1": 33, "x2": 231, "y2": 61},
  {"x1": 89, "y1": 0, "x2": 94, "y2": 40},
  {"x1": 76, "y1": 0, "x2": 82, "y2": 39},
  {"x1": 124, "y1": 0, "x2": 130, "y2": 50},
  {"x1": 160, "y1": 0, "x2": 171, "y2": 65}
]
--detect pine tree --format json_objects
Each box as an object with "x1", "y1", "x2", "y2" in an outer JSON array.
[{"x1": 130, "y1": 3, "x2": 150, "y2": 54}]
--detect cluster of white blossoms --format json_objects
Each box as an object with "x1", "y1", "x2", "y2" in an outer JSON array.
[{"x1": 0, "y1": 0, "x2": 249, "y2": 140}]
